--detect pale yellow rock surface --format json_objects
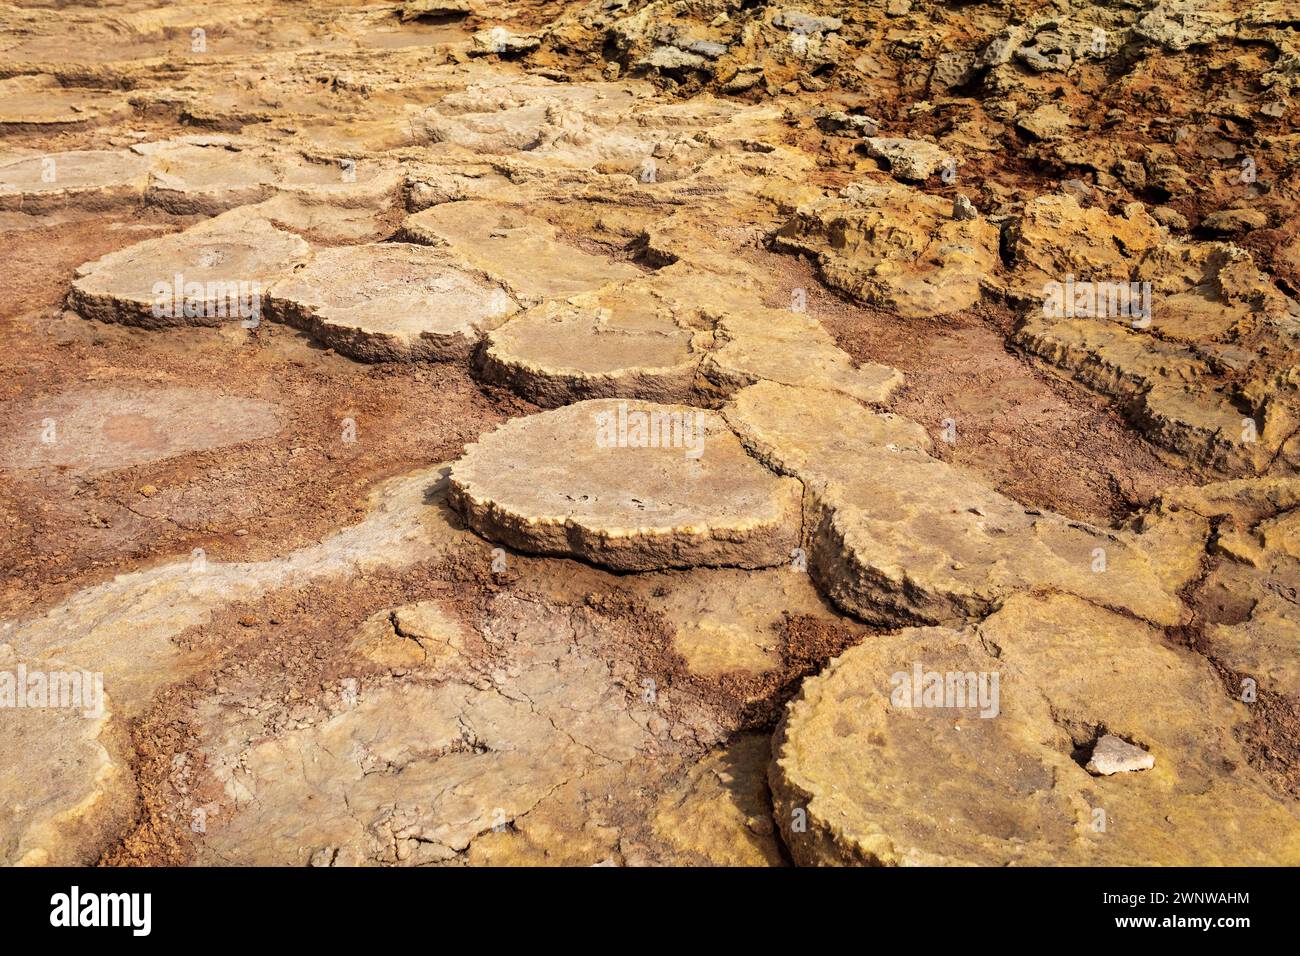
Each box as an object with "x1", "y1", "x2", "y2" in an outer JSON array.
[
  {"x1": 722, "y1": 379, "x2": 933, "y2": 477},
  {"x1": 504, "y1": 555, "x2": 852, "y2": 682},
  {"x1": 133, "y1": 137, "x2": 402, "y2": 216},
  {"x1": 1162, "y1": 477, "x2": 1300, "y2": 699},
  {"x1": 202, "y1": 681, "x2": 602, "y2": 865},
  {"x1": 350, "y1": 601, "x2": 470, "y2": 671},
  {"x1": 137, "y1": 138, "x2": 278, "y2": 214},
  {"x1": 0, "y1": 137, "x2": 399, "y2": 229},
  {"x1": 0, "y1": 76, "x2": 130, "y2": 132},
  {"x1": 250, "y1": 189, "x2": 400, "y2": 245},
  {"x1": 408, "y1": 77, "x2": 649, "y2": 166},
  {"x1": 1205, "y1": 588, "x2": 1300, "y2": 699},
  {"x1": 1007, "y1": 199, "x2": 1299, "y2": 475},
  {"x1": 0, "y1": 649, "x2": 137, "y2": 866},
  {"x1": 1015, "y1": 315, "x2": 1267, "y2": 473},
  {"x1": 196, "y1": 594, "x2": 658, "y2": 865},
  {"x1": 463, "y1": 762, "x2": 633, "y2": 866},
  {"x1": 7, "y1": 0, "x2": 1300, "y2": 872},
  {"x1": 69, "y1": 209, "x2": 309, "y2": 327},
  {"x1": 771, "y1": 593, "x2": 1300, "y2": 865},
  {"x1": 0, "y1": 467, "x2": 466, "y2": 720},
  {"x1": 478, "y1": 280, "x2": 703, "y2": 406},
  {"x1": 0, "y1": 150, "x2": 150, "y2": 212},
  {"x1": 448, "y1": 400, "x2": 803, "y2": 571},
  {"x1": 724, "y1": 381, "x2": 1199, "y2": 626},
  {"x1": 672, "y1": 620, "x2": 780, "y2": 677},
  {"x1": 633, "y1": 565, "x2": 841, "y2": 654},
  {"x1": 268, "y1": 242, "x2": 516, "y2": 362},
  {"x1": 1004, "y1": 194, "x2": 1162, "y2": 300},
  {"x1": 401, "y1": 200, "x2": 641, "y2": 305},
  {"x1": 653, "y1": 733, "x2": 785, "y2": 866},
  {"x1": 702, "y1": 306, "x2": 903, "y2": 404}
]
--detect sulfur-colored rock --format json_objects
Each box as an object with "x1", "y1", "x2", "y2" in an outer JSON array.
[
  {"x1": 1, "y1": 468, "x2": 464, "y2": 721},
  {"x1": 625, "y1": 564, "x2": 856, "y2": 685},
  {"x1": 478, "y1": 281, "x2": 702, "y2": 405},
  {"x1": 1015, "y1": 315, "x2": 1268, "y2": 473},
  {"x1": 195, "y1": 594, "x2": 656, "y2": 866},
  {"x1": 350, "y1": 601, "x2": 469, "y2": 671},
  {"x1": 774, "y1": 181, "x2": 999, "y2": 317},
  {"x1": 701, "y1": 306, "x2": 903, "y2": 404},
  {"x1": 1016, "y1": 103, "x2": 1076, "y2": 142},
  {"x1": 137, "y1": 138, "x2": 282, "y2": 216},
  {"x1": 201, "y1": 681, "x2": 604, "y2": 865},
  {"x1": 398, "y1": 0, "x2": 473, "y2": 21},
  {"x1": 771, "y1": 593, "x2": 1300, "y2": 865},
  {"x1": 1004, "y1": 194, "x2": 1162, "y2": 300},
  {"x1": 1202, "y1": 208, "x2": 1269, "y2": 235},
  {"x1": 1008, "y1": 210, "x2": 1298, "y2": 474},
  {"x1": 0, "y1": 649, "x2": 136, "y2": 866},
  {"x1": 471, "y1": 27, "x2": 541, "y2": 55},
  {"x1": 448, "y1": 400, "x2": 802, "y2": 571},
  {"x1": 1136, "y1": 2, "x2": 1236, "y2": 51},
  {"x1": 8, "y1": 0, "x2": 1300, "y2": 874},
  {"x1": 724, "y1": 381, "x2": 1198, "y2": 627},
  {"x1": 69, "y1": 210, "x2": 309, "y2": 328},
  {"x1": 0, "y1": 150, "x2": 150, "y2": 213},
  {"x1": 1204, "y1": 583, "x2": 1300, "y2": 699},
  {"x1": 249, "y1": 190, "x2": 398, "y2": 245},
  {"x1": 653, "y1": 734, "x2": 785, "y2": 866},
  {"x1": 268, "y1": 243, "x2": 515, "y2": 362},
  {"x1": 0, "y1": 470, "x2": 480, "y2": 865},
  {"x1": 672, "y1": 620, "x2": 780, "y2": 677},
  {"x1": 1163, "y1": 477, "x2": 1300, "y2": 700},
  {"x1": 0, "y1": 76, "x2": 129, "y2": 133},
  {"x1": 401, "y1": 200, "x2": 640, "y2": 305}
]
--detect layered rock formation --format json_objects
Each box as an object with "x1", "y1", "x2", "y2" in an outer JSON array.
[{"x1": 1, "y1": 0, "x2": 1297, "y2": 868}]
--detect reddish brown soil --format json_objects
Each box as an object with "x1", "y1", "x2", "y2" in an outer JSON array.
[{"x1": 0, "y1": 215, "x2": 535, "y2": 619}]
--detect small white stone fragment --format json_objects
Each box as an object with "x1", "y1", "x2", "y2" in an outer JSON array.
[{"x1": 1086, "y1": 734, "x2": 1155, "y2": 776}]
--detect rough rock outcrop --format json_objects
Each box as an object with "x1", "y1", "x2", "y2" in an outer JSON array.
[{"x1": 774, "y1": 181, "x2": 999, "y2": 318}]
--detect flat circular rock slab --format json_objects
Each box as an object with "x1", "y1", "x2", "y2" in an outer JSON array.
[
  {"x1": 401, "y1": 200, "x2": 641, "y2": 305},
  {"x1": 267, "y1": 243, "x2": 516, "y2": 362},
  {"x1": 0, "y1": 149, "x2": 150, "y2": 212},
  {"x1": 70, "y1": 212, "x2": 309, "y2": 327},
  {"x1": 448, "y1": 400, "x2": 802, "y2": 570},
  {"x1": 139, "y1": 139, "x2": 280, "y2": 215},
  {"x1": 771, "y1": 593, "x2": 1300, "y2": 866},
  {"x1": 478, "y1": 284, "x2": 701, "y2": 405},
  {"x1": 0, "y1": 76, "x2": 129, "y2": 133},
  {"x1": 725, "y1": 381, "x2": 1193, "y2": 628}
]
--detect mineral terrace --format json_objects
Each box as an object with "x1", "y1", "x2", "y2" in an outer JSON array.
[{"x1": 1, "y1": 0, "x2": 1298, "y2": 867}]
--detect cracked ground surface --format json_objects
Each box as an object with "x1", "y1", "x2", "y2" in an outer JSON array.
[{"x1": 0, "y1": 0, "x2": 1298, "y2": 866}]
